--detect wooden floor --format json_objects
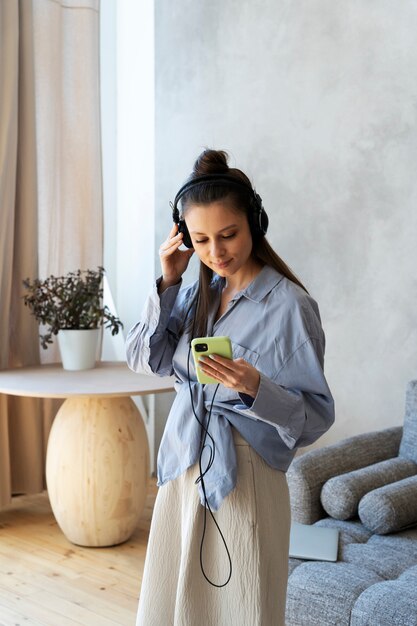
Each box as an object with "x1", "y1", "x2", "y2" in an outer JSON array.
[{"x1": 0, "y1": 483, "x2": 157, "y2": 626}]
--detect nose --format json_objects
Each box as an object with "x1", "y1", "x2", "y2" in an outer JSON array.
[{"x1": 210, "y1": 239, "x2": 226, "y2": 258}]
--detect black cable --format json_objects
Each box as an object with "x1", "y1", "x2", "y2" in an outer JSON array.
[
  {"x1": 195, "y1": 381, "x2": 233, "y2": 588},
  {"x1": 184, "y1": 287, "x2": 233, "y2": 588},
  {"x1": 186, "y1": 342, "x2": 216, "y2": 475}
]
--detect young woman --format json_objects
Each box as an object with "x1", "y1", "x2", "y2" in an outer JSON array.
[{"x1": 126, "y1": 149, "x2": 335, "y2": 626}]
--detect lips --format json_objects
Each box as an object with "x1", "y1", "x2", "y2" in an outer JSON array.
[{"x1": 213, "y1": 260, "x2": 232, "y2": 269}]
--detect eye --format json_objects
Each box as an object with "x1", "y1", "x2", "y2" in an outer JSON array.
[{"x1": 193, "y1": 232, "x2": 236, "y2": 244}]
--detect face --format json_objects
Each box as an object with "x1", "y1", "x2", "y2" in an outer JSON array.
[{"x1": 184, "y1": 200, "x2": 255, "y2": 279}]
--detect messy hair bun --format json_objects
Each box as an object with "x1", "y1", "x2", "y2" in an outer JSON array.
[
  {"x1": 192, "y1": 149, "x2": 229, "y2": 176},
  {"x1": 180, "y1": 148, "x2": 253, "y2": 213}
]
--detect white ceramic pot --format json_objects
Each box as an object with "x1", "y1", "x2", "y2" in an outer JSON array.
[{"x1": 57, "y1": 329, "x2": 100, "y2": 371}]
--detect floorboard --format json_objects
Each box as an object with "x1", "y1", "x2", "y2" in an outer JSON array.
[{"x1": 0, "y1": 482, "x2": 157, "y2": 626}]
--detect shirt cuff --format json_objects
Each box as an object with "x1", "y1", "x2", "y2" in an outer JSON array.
[
  {"x1": 156, "y1": 276, "x2": 182, "y2": 312},
  {"x1": 238, "y1": 392, "x2": 255, "y2": 408},
  {"x1": 236, "y1": 372, "x2": 301, "y2": 429}
]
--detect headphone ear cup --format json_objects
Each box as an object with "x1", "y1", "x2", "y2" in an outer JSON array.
[
  {"x1": 171, "y1": 201, "x2": 193, "y2": 248},
  {"x1": 249, "y1": 193, "x2": 269, "y2": 237},
  {"x1": 259, "y1": 205, "x2": 269, "y2": 235},
  {"x1": 178, "y1": 219, "x2": 193, "y2": 249}
]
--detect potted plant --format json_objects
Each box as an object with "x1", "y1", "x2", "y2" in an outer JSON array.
[{"x1": 22, "y1": 267, "x2": 123, "y2": 370}]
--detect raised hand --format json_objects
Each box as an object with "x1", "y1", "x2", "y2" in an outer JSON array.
[{"x1": 158, "y1": 224, "x2": 194, "y2": 293}]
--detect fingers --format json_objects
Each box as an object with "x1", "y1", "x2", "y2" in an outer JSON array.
[
  {"x1": 199, "y1": 356, "x2": 260, "y2": 397},
  {"x1": 199, "y1": 355, "x2": 242, "y2": 382},
  {"x1": 201, "y1": 354, "x2": 237, "y2": 372},
  {"x1": 158, "y1": 225, "x2": 194, "y2": 288},
  {"x1": 168, "y1": 223, "x2": 179, "y2": 238},
  {"x1": 159, "y1": 229, "x2": 183, "y2": 257}
]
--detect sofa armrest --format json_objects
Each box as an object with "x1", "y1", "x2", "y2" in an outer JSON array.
[{"x1": 287, "y1": 426, "x2": 403, "y2": 524}]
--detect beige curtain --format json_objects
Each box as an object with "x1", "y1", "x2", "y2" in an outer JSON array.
[{"x1": 0, "y1": 0, "x2": 103, "y2": 507}]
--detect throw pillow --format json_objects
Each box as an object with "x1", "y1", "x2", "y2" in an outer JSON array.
[
  {"x1": 358, "y1": 475, "x2": 417, "y2": 534},
  {"x1": 320, "y1": 458, "x2": 417, "y2": 520}
]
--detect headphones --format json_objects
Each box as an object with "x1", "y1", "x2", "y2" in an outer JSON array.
[{"x1": 171, "y1": 174, "x2": 269, "y2": 248}]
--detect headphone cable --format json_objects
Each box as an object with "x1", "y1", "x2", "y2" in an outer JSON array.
[{"x1": 184, "y1": 288, "x2": 233, "y2": 588}]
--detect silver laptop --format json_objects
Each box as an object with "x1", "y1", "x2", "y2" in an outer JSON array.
[{"x1": 289, "y1": 522, "x2": 339, "y2": 561}]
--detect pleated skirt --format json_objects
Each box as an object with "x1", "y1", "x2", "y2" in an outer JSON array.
[{"x1": 136, "y1": 429, "x2": 291, "y2": 626}]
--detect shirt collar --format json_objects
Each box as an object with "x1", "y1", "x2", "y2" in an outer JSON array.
[{"x1": 239, "y1": 265, "x2": 283, "y2": 302}]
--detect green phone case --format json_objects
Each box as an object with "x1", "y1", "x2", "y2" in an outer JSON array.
[{"x1": 191, "y1": 336, "x2": 233, "y2": 384}]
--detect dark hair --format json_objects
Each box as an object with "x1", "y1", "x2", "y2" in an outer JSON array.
[{"x1": 181, "y1": 149, "x2": 308, "y2": 338}]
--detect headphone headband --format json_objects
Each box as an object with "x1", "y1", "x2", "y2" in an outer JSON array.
[{"x1": 173, "y1": 174, "x2": 256, "y2": 211}]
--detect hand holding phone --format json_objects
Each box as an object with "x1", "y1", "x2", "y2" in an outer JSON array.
[{"x1": 191, "y1": 336, "x2": 233, "y2": 384}]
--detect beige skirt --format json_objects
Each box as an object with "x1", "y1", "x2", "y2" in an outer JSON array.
[{"x1": 136, "y1": 429, "x2": 291, "y2": 626}]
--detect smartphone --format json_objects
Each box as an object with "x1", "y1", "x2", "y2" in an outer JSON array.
[{"x1": 191, "y1": 336, "x2": 233, "y2": 384}]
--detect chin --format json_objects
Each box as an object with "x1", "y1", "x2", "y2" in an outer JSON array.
[
  {"x1": 212, "y1": 264, "x2": 233, "y2": 275},
  {"x1": 211, "y1": 259, "x2": 236, "y2": 273}
]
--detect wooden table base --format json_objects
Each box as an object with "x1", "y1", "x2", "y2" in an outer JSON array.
[{"x1": 46, "y1": 396, "x2": 149, "y2": 547}]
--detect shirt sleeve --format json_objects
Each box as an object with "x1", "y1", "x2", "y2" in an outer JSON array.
[
  {"x1": 234, "y1": 336, "x2": 335, "y2": 450},
  {"x1": 126, "y1": 278, "x2": 184, "y2": 376}
]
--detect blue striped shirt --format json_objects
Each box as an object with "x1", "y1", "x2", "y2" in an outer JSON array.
[{"x1": 126, "y1": 265, "x2": 335, "y2": 510}]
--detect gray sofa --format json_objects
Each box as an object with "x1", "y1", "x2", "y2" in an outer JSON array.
[{"x1": 285, "y1": 380, "x2": 417, "y2": 626}]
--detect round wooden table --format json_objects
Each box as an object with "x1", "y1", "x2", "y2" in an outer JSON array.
[{"x1": 0, "y1": 362, "x2": 174, "y2": 547}]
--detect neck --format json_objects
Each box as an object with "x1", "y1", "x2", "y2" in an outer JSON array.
[{"x1": 224, "y1": 260, "x2": 263, "y2": 294}]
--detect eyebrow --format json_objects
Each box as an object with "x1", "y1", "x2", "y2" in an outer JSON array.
[{"x1": 190, "y1": 224, "x2": 238, "y2": 235}]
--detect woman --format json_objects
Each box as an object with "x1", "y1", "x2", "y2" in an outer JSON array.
[{"x1": 126, "y1": 149, "x2": 335, "y2": 626}]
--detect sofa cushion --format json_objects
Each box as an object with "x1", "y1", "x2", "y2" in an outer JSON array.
[
  {"x1": 286, "y1": 561, "x2": 382, "y2": 626},
  {"x1": 342, "y1": 542, "x2": 417, "y2": 579},
  {"x1": 399, "y1": 380, "x2": 417, "y2": 463},
  {"x1": 350, "y1": 565, "x2": 417, "y2": 626},
  {"x1": 368, "y1": 526, "x2": 417, "y2": 557},
  {"x1": 358, "y1": 475, "x2": 417, "y2": 534},
  {"x1": 314, "y1": 517, "x2": 372, "y2": 555},
  {"x1": 320, "y1": 458, "x2": 417, "y2": 520}
]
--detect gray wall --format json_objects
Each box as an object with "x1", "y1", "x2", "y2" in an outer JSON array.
[{"x1": 155, "y1": 0, "x2": 417, "y2": 448}]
